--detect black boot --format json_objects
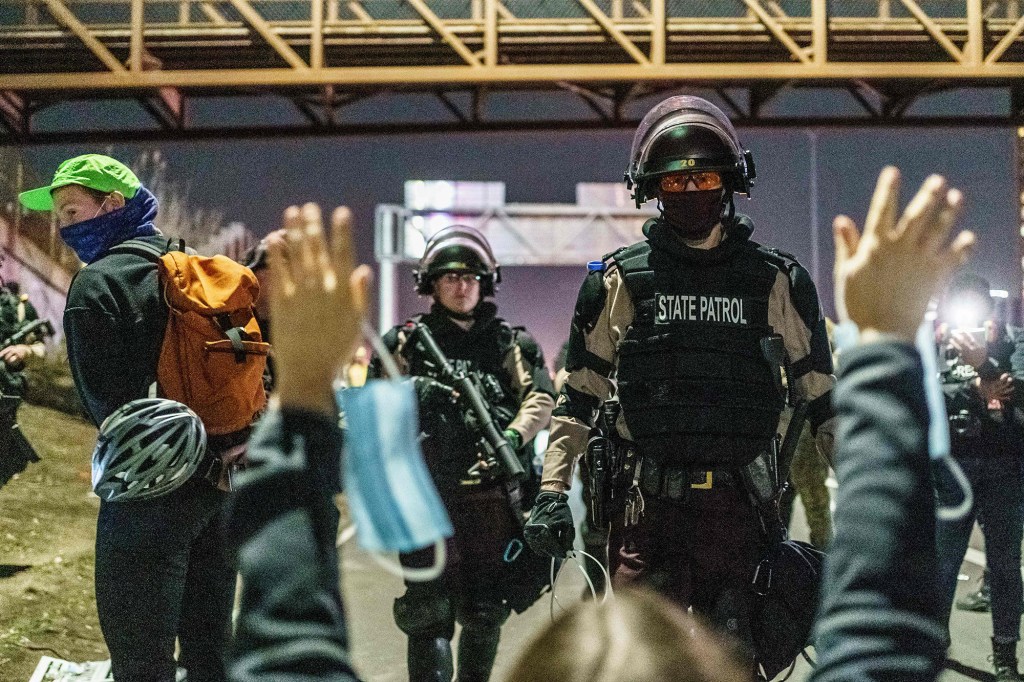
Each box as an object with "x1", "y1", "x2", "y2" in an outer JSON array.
[
  {"x1": 957, "y1": 570, "x2": 991, "y2": 612},
  {"x1": 992, "y1": 638, "x2": 1021, "y2": 681},
  {"x1": 408, "y1": 637, "x2": 454, "y2": 682},
  {"x1": 455, "y1": 623, "x2": 501, "y2": 682}
]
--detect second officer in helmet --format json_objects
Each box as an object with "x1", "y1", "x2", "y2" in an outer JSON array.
[
  {"x1": 525, "y1": 96, "x2": 837, "y2": 665},
  {"x1": 369, "y1": 226, "x2": 555, "y2": 682}
]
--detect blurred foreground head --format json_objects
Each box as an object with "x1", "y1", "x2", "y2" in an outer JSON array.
[{"x1": 504, "y1": 588, "x2": 747, "y2": 682}]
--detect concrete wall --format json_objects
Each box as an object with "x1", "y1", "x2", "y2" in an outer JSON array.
[{"x1": 0, "y1": 213, "x2": 74, "y2": 347}]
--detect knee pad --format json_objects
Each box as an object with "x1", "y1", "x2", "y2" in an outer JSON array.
[
  {"x1": 394, "y1": 587, "x2": 455, "y2": 640},
  {"x1": 457, "y1": 600, "x2": 510, "y2": 630}
]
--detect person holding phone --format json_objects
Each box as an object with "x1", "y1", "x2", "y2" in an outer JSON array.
[{"x1": 936, "y1": 272, "x2": 1024, "y2": 681}]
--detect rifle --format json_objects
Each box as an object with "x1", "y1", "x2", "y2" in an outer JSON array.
[
  {"x1": 2, "y1": 318, "x2": 54, "y2": 351},
  {"x1": 406, "y1": 322, "x2": 526, "y2": 483}
]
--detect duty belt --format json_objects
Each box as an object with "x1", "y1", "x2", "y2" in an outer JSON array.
[{"x1": 638, "y1": 457, "x2": 741, "y2": 502}]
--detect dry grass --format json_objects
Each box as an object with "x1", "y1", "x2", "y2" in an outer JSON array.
[{"x1": 0, "y1": 402, "x2": 104, "y2": 680}]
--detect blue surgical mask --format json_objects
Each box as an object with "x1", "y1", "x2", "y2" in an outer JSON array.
[
  {"x1": 916, "y1": 321, "x2": 973, "y2": 521},
  {"x1": 336, "y1": 378, "x2": 453, "y2": 556},
  {"x1": 61, "y1": 186, "x2": 160, "y2": 264}
]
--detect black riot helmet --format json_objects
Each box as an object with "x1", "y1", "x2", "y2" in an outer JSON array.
[
  {"x1": 625, "y1": 95, "x2": 756, "y2": 208},
  {"x1": 414, "y1": 225, "x2": 501, "y2": 296}
]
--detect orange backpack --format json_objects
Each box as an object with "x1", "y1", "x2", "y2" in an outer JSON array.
[{"x1": 111, "y1": 239, "x2": 270, "y2": 436}]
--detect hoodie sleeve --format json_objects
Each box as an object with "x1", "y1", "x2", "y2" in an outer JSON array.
[{"x1": 810, "y1": 342, "x2": 946, "y2": 682}]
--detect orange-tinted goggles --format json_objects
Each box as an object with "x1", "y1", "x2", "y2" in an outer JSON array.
[{"x1": 659, "y1": 171, "x2": 724, "y2": 193}]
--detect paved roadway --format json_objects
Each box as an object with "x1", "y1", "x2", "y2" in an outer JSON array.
[{"x1": 339, "y1": 489, "x2": 1002, "y2": 682}]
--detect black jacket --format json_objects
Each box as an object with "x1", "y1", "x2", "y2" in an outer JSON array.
[
  {"x1": 811, "y1": 342, "x2": 946, "y2": 681},
  {"x1": 64, "y1": 234, "x2": 171, "y2": 426}
]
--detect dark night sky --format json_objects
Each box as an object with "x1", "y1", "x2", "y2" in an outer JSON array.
[{"x1": 18, "y1": 120, "x2": 1019, "y2": 366}]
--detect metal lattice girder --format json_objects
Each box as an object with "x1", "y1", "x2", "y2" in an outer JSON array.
[{"x1": 13, "y1": 0, "x2": 1024, "y2": 141}]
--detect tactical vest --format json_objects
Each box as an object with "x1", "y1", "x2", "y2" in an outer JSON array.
[
  {"x1": 400, "y1": 310, "x2": 521, "y2": 487},
  {"x1": 613, "y1": 235, "x2": 786, "y2": 468}
]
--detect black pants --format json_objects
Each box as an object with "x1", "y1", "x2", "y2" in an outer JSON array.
[
  {"x1": 615, "y1": 483, "x2": 765, "y2": 648},
  {"x1": 937, "y1": 453, "x2": 1024, "y2": 643},
  {"x1": 396, "y1": 489, "x2": 515, "y2": 682},
  {"x1": 95, "y1": 476, "x2": 235, "y2": 682}
]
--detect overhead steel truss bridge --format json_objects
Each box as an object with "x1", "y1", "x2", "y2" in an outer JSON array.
[{"x1": 3, "y1": 0, "x2": 1024, "y2": 143}]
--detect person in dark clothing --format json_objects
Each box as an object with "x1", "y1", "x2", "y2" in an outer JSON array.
[
  {"x1": 220, "y1": 167, "x2": 973, "y2": 682},
  {"x1": 811, "y1": 166, "x2": 973, "y2": 681},
  {"x1": 934, "y1": 272, "x2": 1024, "y2": 680},
  {"x1": 0, "y1": 280, "x2": 49, "y2": 488},
  {"x1": 368, "y1": 226, "x2": 556, "y2": 682},
  {"x1": 225, "y1": 202, "x2": 369, "y2": 682},
  {"x1": 19, "y1": 154, "x2": 234, "y2": 682},
  {"x1": 524, "y1": 96, "x2": 837, "y2": 668}
]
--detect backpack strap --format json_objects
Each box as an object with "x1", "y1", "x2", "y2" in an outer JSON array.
[
  {"x1": 216, "y1": 313, "x2": 250, "y2": 364},
  {"x1": 107, "y1": 237, "x2": 184, "y2": 262}
]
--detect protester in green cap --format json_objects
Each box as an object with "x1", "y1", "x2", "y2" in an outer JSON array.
[
  {"x1": 20, "y1": 154, "x2": 156, "y2": 264},
  {"x1": 19, "y1": 154, "x2": 235, "y2": 682}
]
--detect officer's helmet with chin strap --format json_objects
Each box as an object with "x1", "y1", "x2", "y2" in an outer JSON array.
[
  {"x1": 625, "y1": 95, "x2": 756, "y2": 209},
  {"x1": 413, "y1": 225, "x2": 501, "y2": 297}
]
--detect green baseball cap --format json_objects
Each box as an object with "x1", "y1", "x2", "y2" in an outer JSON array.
[{"x1": 18, "y1": 154, "x2": 141, "y2": 212}]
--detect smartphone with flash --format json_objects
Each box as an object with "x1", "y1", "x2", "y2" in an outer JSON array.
[{"x1": 952, "y1": 327, "x2": 986, "y2": 344}]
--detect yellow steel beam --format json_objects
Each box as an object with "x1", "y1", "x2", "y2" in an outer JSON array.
[
  {"x1": 311, "y1": 0, "x2": 324, "y2": 69},
  {"x1": 130, "y1": 0, "x2": 144, "y2": 72},
  {"x1": 651, "y1": 0, "x2": 666, "y2": 66},
  {"x1": 812, "y1": 0, "x2": 828, "y2": 65},
  {"x1": 405, "y1": 0, "x2": 482, "y2": 67},
  {"x1": 987, "y1": 13, "x2": 1024, "y2": 64},
  {"x1": 346, "y1": 1, "x2": 371, "y2": 23},
  {"x1": 496, "y1": 2, "x2": 515, "y2": 21},
  {"x1": 899, "y1": 0, "x2": 965, "y2": 62},
  {"x1": 8, "y1": 62, "x2": 1024, "y2": 93},
  {"x1": 577, "y1": 0, "x2": 650, "y2": 65},
  {"x1": 632, "y1": 1, "x2": 651, "y2": 19},
  {"x1": 226, "y1": 0, "x2": 309, "y2": 69},
  {"x1": 199, "y1": 2, "x2": 229, "y2": 25},
  {"x1": 966, "y1": 0, "x2": 984, "y2": 65},
  {"x1": 41, "y1": 0, "x2": 127, "y2": 72},
  {"x1": 741, "y1": 0, "x2": 812, "y2": 64},
  {"x1": 484, "y1": 0, "x2": 498, "y2": 68}
]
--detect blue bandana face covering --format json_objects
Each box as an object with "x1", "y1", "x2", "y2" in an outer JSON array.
[
  {"x1": 60, "y1": 186, "x2": 160, "y2": 264},
  {"x1": 337, "y1": 379, "x2": 453, "y2": 555}
]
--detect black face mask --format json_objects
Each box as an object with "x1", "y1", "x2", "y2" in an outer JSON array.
[{"x1": 659, "y1": 189, "x2": 726, "y2": 240}]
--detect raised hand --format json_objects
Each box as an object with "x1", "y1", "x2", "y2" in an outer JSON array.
[
  {"x1": 833, "y1": 167, "x2": 975, "y2": 343},
  {"x1": 268, "y1": 203, "x2": 372, "y2": 415}
]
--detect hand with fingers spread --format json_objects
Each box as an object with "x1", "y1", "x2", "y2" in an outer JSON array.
[
  {"x1": 975, "y1": 373, "x2": 1015, "y2": 403},
  {"x1": 269, "y1": 203, "x2": 372, "y2": 416},
  {"x1": 833, "y1": 167, "x2": 976, "y2": 343}
]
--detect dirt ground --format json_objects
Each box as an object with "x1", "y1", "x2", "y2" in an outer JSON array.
[{"x1": 0, "y1": 402, "x2": 105, "y2": 680}]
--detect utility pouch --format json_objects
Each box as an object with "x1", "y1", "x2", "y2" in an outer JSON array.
[
  {"x1": 584, "y1": 435, "x2": 611, "y2": 528},
  {"x1": 739, "y1": 438, "x2": 781, "y2": 509}
]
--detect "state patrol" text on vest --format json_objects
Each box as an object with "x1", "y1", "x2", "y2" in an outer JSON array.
[{"x1": 655, "y1": 293, "x2": 749, "y2": 325}]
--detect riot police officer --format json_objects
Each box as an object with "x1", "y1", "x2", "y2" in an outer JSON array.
[
  {"x1": 935, "y1": 272, "x2": 1024, "y2": 681},
  {"x1": 0, "y1": 280, "x2": 48, "y2": 487},
  {"x1": 525, "y1": 96, "x2": 837, "y2": 664},
  {"x1": 369, "y1": 226, "x2": 555, "y2": 682}
]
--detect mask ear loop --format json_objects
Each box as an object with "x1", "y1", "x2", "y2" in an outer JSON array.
[
  {"x1": 915, "y1": 320, "x2": 974, "y2": 522},
  {"x1": 338, "y1": 319, "x2": 448, "y2": 583}
]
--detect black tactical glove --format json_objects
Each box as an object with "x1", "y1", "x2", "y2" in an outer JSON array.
[
  {"x1": 525, "y1": 491, "x2": 575, "y2": 559},
  {"x1": 413, "y1": 376, "x2": 457, "y2": 407}
]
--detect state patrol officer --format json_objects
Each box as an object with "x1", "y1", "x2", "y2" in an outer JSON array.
[
  {"x1": 370, "y1": 226, "x2": 555, "y2": 682},
  {"x1": 525, "y1": 96, "x2": 837, "y2": 664}
]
